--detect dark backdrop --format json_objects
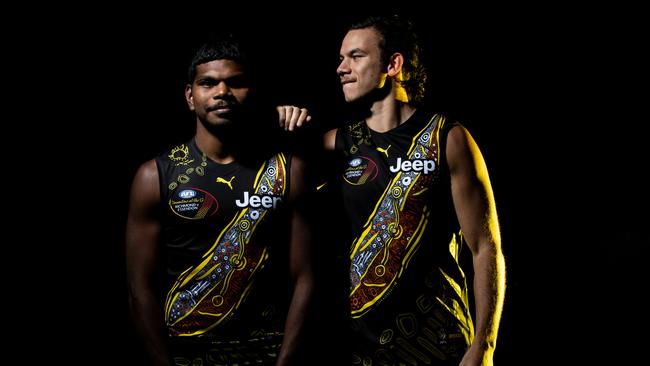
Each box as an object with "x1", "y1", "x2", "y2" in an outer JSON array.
[{"x1": 31, "y1": 6, "x2": 647, "y2": 365}]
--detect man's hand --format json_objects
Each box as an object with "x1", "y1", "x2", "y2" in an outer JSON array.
[{"x1": 277, "y1": 106, "x2": 311, "y2": 131}]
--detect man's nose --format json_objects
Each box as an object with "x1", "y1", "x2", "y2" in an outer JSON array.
[
  {"x1": 337, "y1": 59, "x2": 350, "y2": 75},
  {"x1": 214, "y1": 81, "x2": 231, "y2": 97}
]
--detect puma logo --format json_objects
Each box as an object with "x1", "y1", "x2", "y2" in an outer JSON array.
[
  {"x1": 376, "y1": 144, "x2": 391, "y2": 158},
  {"x1": 215, "y1": 176, "x2": 235, "y2": 190}
]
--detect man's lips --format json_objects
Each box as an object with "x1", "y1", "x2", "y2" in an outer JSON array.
[{"x1": 207, "y1": 104, "x2": 234, "y2": 113}]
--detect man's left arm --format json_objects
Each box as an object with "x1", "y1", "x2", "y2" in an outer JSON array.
[
  {"x1": 275, "y1": 155, "x2": 315, "y2": 366},
  {"x1": 447, "y1": 126, "x2": 506, "y2": 366}
]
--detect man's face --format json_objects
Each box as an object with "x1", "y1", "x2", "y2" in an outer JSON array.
[
  {"x1": 337, "y1": 28, "x2": 386, "y2": 103},
  {"x1": 185, "y1": 59, "x2": 251, "y2": 127}
]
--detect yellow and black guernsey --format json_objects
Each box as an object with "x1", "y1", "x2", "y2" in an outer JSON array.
[
  {"x1": 156, "y1": 138, "x2": 291, "y2": 364},
  {"x1": 336, "y1": 110, "x2": 474, "y2": 364}
]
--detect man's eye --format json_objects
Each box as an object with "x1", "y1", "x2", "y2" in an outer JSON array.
[
  {"x1": 198, "y1": 80, "x2": 216, "y2": 87},
  {"x1": 227, "y1": 76, "x2": 249, "y2": 88}
]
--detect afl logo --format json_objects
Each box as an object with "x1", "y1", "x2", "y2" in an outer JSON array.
[
  {"x1": 169, "y1": 187, "x2": 219, "y2": 219},
  {"x1": 178, "y1": 189, "x2": 197, "y2": 199},
  {"x1": 343, "y1": 156, "x2": 378, "y2": 185}
]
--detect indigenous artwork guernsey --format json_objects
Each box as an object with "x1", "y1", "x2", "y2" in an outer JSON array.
[
  {"x1": 164, "y1": 151, "x2": 288, "y2": 336},
  {"x1": 350, "y1": 114, "x2": 440, "y2": 317}
]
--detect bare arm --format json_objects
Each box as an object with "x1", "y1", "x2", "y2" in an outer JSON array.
[
  {"x1": 447, "y1": 126, "x2": 506, "y2": 366},
  {"x1": 275, "y1": 155, "x2": 315, "y2": 366},
  {"x1": 126, "y1": 160, "x2": 170, "y2": 366}
]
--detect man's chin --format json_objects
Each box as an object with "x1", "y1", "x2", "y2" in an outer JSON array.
[
  {"x1": 344, "y1": 94, "x2": 358, "y2": 103},
  {"x1": 200, "y1": 118, "x2": 236, "y2": 132},
  {"x1": 214, "y1": 119, "x2": 234, "y2": 125},
  {"x1": 208, "y1": 116, "x2": 235, "y2": 126}
]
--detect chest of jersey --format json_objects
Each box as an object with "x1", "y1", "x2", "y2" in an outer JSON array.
[
  {"x1": 164, "y1": 163, "x2": 284, "y2": 224},
  {"x1": 157, "y1": 142, "x2": 290, "y2": 336},
  {"x1": 338, "y1": 115, "x2": 443, "y2": 225}
]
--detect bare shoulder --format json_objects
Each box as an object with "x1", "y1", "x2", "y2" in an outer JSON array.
[
  {"x1": 446, "y1": 124, "x2": 482, "y2": 172},
  {"x1": 323, "y1": 128, "x2": 338, "y2": 151},
  {"x1": 133, "y1": 160, "x2": 159, "y2": 186},
  {"x1": 446, "y1": 124, "x2": 472, "y2": 151},
  {"x1": 130, "y1": 159, "x2": 160, "y2": 205}
]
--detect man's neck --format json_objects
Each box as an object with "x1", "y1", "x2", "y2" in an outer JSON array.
[
  {"x1": 365, "y1": 98, "x2": 417, "y2": 133},
  {"x1": 195, "y1": 122, "x2": 236, "y2": 164}
]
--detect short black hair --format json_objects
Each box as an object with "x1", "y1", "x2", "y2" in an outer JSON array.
[{"x1": 187, "y1": 33, "x2": 250, "y2": 84}]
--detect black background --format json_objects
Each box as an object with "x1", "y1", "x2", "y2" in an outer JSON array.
[{"x1": 21, "y1": 5, "x2": 648, "y2": 365}]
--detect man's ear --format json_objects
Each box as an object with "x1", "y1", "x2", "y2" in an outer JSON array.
[
  {"x1": 387, "y1": 53, "x2": 404, "y2": 77},
  {"x1": 185, "y1": 84, "x2": 195, "y2": 111}
]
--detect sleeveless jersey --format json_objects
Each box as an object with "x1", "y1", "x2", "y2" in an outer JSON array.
[
  {"x1": 335, "y1": 110, "x2": 474, "y2": 364},
  {"x1": 155, "y1": 138, "x2": 291, "y2": 363}
]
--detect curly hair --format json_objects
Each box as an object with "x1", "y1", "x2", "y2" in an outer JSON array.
[{"x1": 350, "y1": 15, "x2": 427, "y2": 105}]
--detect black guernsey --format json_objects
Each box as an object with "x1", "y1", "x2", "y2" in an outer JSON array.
[
  {"x1": 155, "y1": 138, "x2": 292, "y2": 364},
  {"x1": 335, "y1": 109, "x2": 474, "y2": 364}
]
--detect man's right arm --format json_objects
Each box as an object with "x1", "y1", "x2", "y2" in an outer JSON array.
[{"x1": 126, "y1": 160, "x2": 171, "y2": 366}]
